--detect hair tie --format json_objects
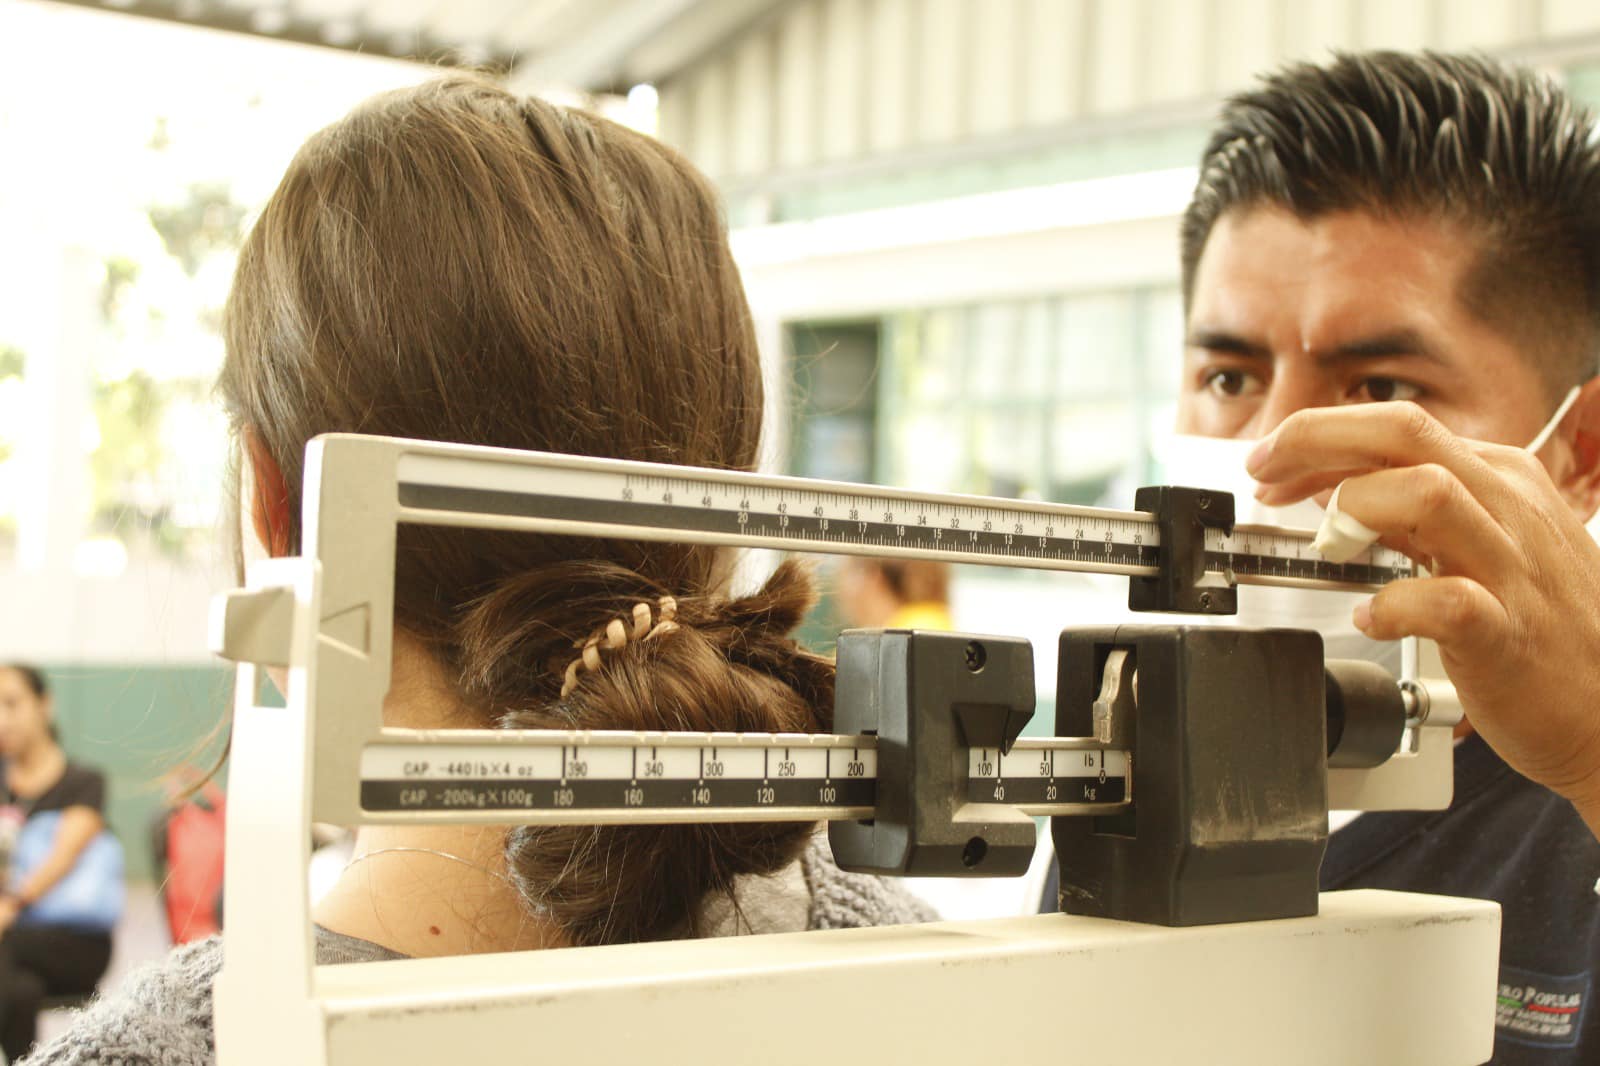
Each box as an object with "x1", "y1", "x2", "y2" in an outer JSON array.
[
  {"x1": 559, "y1": 596, "x2": 682, "y2": 698},
  {"x1": 645, "y1": 597, "x2": 678, "y2": 640}
]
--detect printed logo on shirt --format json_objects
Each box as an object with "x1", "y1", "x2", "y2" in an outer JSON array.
[{"x1": 1497, "y1": 966, "x2": 1590, "y2": 1049}]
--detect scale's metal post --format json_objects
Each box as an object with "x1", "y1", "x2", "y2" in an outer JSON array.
[
  {"x1": 210, "y1": 557, "x2": 324, "y2": 1064},
  {"x1": 207, "y1": 434, "x2": 1497, "y2": 1066}
]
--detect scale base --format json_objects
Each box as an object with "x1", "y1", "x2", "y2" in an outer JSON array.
[{"x1": 217, "y1": 889, "x2": 1498, "y2": 1066}]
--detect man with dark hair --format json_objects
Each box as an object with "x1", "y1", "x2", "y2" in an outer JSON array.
[{"x1": 1179, "y1": 51, "x2": 1600, "y2": 1062}]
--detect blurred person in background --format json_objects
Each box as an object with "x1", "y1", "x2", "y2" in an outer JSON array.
[
  {"x1": 835, "y1": 559, "x2": 953, "y2": 631},
  {"x1": 0, "y1": 667, "x2": 120, "y2": 1062}
]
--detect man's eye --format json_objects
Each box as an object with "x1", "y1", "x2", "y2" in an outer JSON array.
[
  {"x1": 1353, "y1": 378, "x2": 1422, "y2": 403},
  {"x1": 1201, "y1": 369, "x2": 1264, "y2": 399}
]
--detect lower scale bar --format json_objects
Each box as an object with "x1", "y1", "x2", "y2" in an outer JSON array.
[{"x1": 356, "y1": 732, "x2": 1130, "y2": 823}]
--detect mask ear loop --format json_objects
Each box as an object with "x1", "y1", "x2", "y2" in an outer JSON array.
[
  {"x1": 1525, "y1": 384, "x2": 1584, "y2": 456},
  {"x1": 1316, "y1": 386, "x2": 1588, "y2": 565}
]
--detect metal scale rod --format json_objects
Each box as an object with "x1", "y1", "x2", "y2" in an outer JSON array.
[
  {"x1": 358, "y1": 731, "x2": 1131, "y2": 825},
  {"x1": 392, "y1": 449, "x2": 1415, "y2": 594}
]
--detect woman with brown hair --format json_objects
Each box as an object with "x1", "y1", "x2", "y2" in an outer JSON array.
[{"x1": 25, "y1": 77, "x2": 931, "y2": 1063}]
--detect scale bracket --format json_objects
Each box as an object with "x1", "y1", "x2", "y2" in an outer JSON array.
[
  {"x1": 828, "y1": 630, "x2": 1036, "y2": 877},
  {"x1": 1129, "y1": 484, "x2": 1238, "y2": 615}
]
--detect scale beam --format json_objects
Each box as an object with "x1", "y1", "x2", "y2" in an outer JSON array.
[
  {"x1": 393, "y1": 446, "x2": 1413, "y2": 593},
  {"x1": 356, "y1": 732, "x2": 1130, "y2": 824}
]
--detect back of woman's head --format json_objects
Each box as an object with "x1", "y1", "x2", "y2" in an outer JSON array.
[{"x1": 219, "y1": 76, "x2": 831, "y2": 946}]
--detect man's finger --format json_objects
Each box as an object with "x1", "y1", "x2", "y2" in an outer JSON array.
[
  {"x1": 1322, "y1": 464, "x2": 1521, "y2": 580},
  {"x1": 1247, "y1": 402, "x2": 1504, "y2": 502},
  {"x1": 1253, "y1": 469, "x2": 1371, "y2": 507},
  {"x1": 1353, "y1": 574, "x2": 1510, "y2": 650}
]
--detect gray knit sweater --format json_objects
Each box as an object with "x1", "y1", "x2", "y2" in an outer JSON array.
[{"x1": 21, "y1": 837, "x2": 935, "y2": 1065}]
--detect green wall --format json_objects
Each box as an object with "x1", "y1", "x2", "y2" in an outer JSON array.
[{"x1": 38, "y1": 663, "x2": 233, "y2": 883}]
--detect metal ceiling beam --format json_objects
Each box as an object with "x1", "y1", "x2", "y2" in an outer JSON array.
[
  {"x1": 504, "y1": 0, "x2": 700, "y2": 93},
  {"x1": 502, "y1": 0, "x2": 791, "y2": 95},
  {"x1": 43, "y1": 0, "x2": 518, "y2": 72},
  {"x1": 618, "y1": 0, "x2": 787, "y2": 85}
]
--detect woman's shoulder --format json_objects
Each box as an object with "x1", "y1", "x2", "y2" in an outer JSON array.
[
  {"x1": 60, "y1": 763, "x2": 106, "y2": 787},
  {"x1": 21, "y1": 936, "x2": 223, "y2": 1065},
  {"x1": 21, "y1": 928, "x2": 402, "y2": 1064},
  {"x1": 800, "y1": 835, "x2": 940, "y2": 930},
  {"x1": 33, "y1": 762, "x2": 106, "y2": 815}
]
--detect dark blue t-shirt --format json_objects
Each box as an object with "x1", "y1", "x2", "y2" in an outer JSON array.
[
  {"x1": 1321, "y1": 735, "x2": 1600, "y2": 1063},
  {"x1": 1041, "y1": 734, "x2": 1600, "y2": 1061}
]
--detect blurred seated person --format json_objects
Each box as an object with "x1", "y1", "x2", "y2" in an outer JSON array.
[
  {"x1": 836, "y1": 559, "x2": 954, "y2": 630},
  {"x1": 0, "y1": 667, "x2": 122, "y2": 1062}
]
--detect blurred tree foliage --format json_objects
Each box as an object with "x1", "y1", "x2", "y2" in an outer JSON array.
[
  {"x1": 146, "y1": 182, "x2": 248, "y2": 277},
  {"x1": 90, "y1": 167, "x2": 247, "y2": 559},
  {"x1": 99, "y1": 256, "x2": 139, "y2": 320},
  {"x1": 88, "y1": 369, "x2": 212, "y2": 555}
]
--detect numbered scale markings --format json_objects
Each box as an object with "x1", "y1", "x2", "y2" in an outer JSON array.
[
  {"x1": 396, "y1": 451, "x2": 1414, "y2": 593},
  {"x1": 359, "y1": 733, "x2": 1130, "y2": 824},
  {"x1": 968, "y1": 741, "x2": 1130, "y2": 807}
]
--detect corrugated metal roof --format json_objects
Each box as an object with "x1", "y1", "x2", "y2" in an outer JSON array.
[{"x1": 44, "y1": 0, "x2": 786, "y2": 90}]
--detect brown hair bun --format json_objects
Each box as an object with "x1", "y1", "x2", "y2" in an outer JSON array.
[{"x1": 474, "y1": 561, "x2": 833, "y2": 947}]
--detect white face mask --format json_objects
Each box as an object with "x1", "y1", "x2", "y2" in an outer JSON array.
[
  {"x1": 1154, "y1": 433, "x2": 1401, "y2": 673},
  {"x1": 1153, "y1": 386, "x2": 1584, "y2": 674},
  {"x1": 1313, "y1": 385, "x2": 1584, "y2": 561}
]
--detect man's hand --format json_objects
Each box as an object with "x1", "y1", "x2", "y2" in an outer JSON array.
[{"x1": 1246, "y1": 402, "x2": 1600, "y2": 832}]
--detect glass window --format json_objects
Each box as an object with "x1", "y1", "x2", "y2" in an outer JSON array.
[
  {"x1": 896, "y1": 308, "x2": 963, "y2": 407},
  {"x1": 1058, "y1": 291, "x2": 1137, "y2": 397},
  {"x1": 966, "y1": 303, "x2": 1020, "y2": 401},
  {"x1": 791, "y1": 284, "x2": 1183, "y2": 505},
  {"x1": 973, "y1": 408, "x2": 1045, "y2": 499},
  {"x1": 1141, "y1": 287, "x2": 1186, "y2": 394},
  {"x1": 786, "y1": 321, "x2": 881, "y2": 483},
  {"x1": 1049, "y1": 403, "x2": 1138, "y2": 504}
]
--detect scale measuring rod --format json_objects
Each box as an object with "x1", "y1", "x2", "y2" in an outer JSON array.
[{"x1": 394, "y1": 447, "x2": 1413, "y2": 591}]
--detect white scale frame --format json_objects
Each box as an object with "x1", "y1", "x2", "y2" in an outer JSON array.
[{"x1": 210, "y1": 434, "x2": 1497, "y2": 1065}]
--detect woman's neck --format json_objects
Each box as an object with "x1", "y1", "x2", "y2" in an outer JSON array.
[
  {"x1": 312, "y1": 824, "x2": 562, "y2": 958},
  {"x1": 7, "y1": 739, "x2": 63, "y2": 785},
  {"x1": 311, "y1": 632, "x2": 565, "y2": 958}
]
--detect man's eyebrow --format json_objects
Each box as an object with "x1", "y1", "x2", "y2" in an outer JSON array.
[
  {"x1": 1185, "y1": 328, "x2": 1269, "y2": 358},
  {"x1": 1323, "y1": 329, "x2": 1446, "y2": 365},
  {"x1": 1185, "y1": 327, "x2": 1449, "y2": 365}
]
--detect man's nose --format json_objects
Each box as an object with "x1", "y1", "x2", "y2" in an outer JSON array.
[{"x1": 1247, "y1": 365, "x2": 1335, "y2": 437}]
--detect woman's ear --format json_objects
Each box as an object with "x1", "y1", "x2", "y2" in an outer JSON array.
[{"x1": 243, "y1": 427, "x2": 294, "y2": 558}]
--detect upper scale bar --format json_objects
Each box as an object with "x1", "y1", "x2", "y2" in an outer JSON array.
[{"x1": 394, "y1": 450, "x2": 1414, "y2": 594}]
